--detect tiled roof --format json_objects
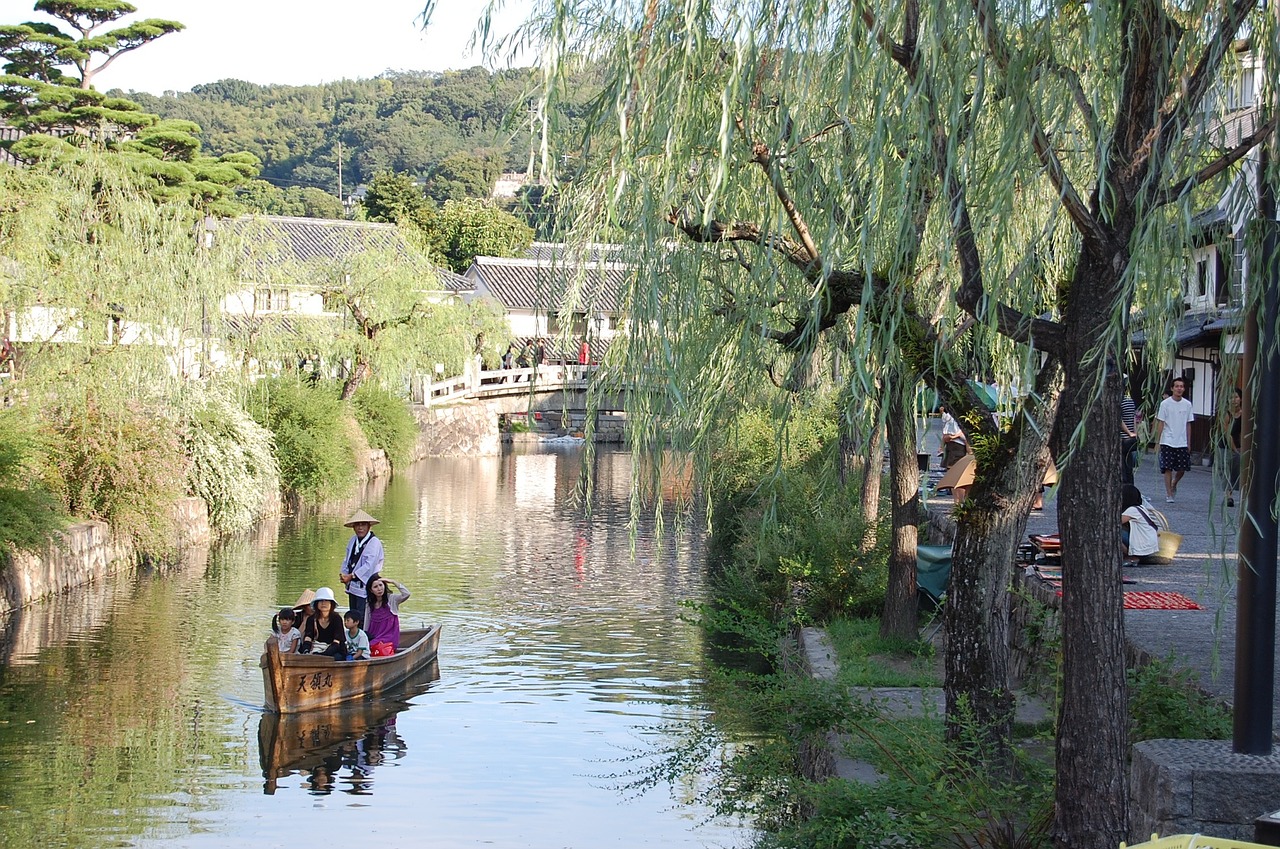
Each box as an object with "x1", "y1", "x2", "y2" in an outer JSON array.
[
  {"x1": 523, "y1": 241, "x2": 630, "y2": 264},
  {"x1": 221, "y1": 215, "x2": 460, "y2": 292},
  {"x1": 223, "y1": 215, "x2": 414, "y2": 263},
  {"x1": 436, "y1": 266, "x2": 474, "y2": 294},
  {"x1": 1131, "y1": 308, "x2": 1238, "y2": 349},
  {"x1": 467, "y1": 256, "x2": 627, "y2": 312}
]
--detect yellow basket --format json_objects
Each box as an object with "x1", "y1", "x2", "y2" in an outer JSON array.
[{"x1": 1122, "y1": 834, "x2": 1275, "y2": 849}]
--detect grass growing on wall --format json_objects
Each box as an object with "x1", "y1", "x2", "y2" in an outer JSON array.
[
  {"x1": 0, "y1": 407, "x2": 66, "y2": 555},
  {"x1": 44, "y1": 394, "x2": 188, "y2": 557}
]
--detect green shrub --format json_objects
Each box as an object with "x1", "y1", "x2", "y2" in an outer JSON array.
[
  {"x1": 44, "y1": 396, "x2": 187, "y2": 556},
  {"x1": 350, "y1": 383, "x2": 416, "y2": 468},
  {"x1": 247, "y1": 378, "x2": 359, "y2": 503},
  {"x1": 0, "y1": 406, "x2": 66, "y2": 553},
  {"x1": 1129, "y1": 656, "x2": 1231, "y2": 741},
  {"x1": 178, "y1": 386, "x2": 281, "y2": 535}
]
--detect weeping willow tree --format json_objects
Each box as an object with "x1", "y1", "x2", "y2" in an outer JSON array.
[
  {"x1": 0, "y1": 152, "x2": 256, "y2": 547},
  {"x1": 0, "y1": 153, "x2": 240, "y2": 395},
  {"x1": 213, "y1": 219, "x2": 509, "y2": 399},
  {"x1": 438, "y1": 0, "x2": 1274, "y2": 845}
]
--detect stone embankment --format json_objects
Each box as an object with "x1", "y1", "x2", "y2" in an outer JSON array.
[{"x1": 0, "y1": 497, "x2": 210, "y2": 620}]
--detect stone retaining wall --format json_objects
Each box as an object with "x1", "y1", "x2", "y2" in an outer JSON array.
[
  {"x1": 412, "y1": 403, "x2": 499, "y2": 457},
  {"x1": 0, "y1": 496, "x2": 210, "y2": 620}
]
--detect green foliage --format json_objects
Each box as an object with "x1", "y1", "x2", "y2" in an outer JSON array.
[
  {"x1": 826, "y1": 617, "x2": 938, "y2": 688},
  {"x1": 126, "y1": 68, "x2": 603, "y2": 198},
  {"x1": 246, "y1": 378, "x2": 359, "y2": 503},
  {"x1": 177, "y1": 385, "x2": 280, "y2": 535},
  {"x1": 709, "y1": 399, "x2": 885, "y2": 622},
  {"x1": 671, "y1": 600, "x2": 1052, "y2": 849},
  {"x1": 1, "y1": 3, "x2": 256, "y2": 214},
  {"x1": 361, "y1": 171, "x2": 431, "y2": 225},
  {"x1": 0, "y1": 406, "x2": 66, "y2": 553},
  {"x1": 426, "y1": 197, "x2": 533, "y2": 273},
  {"x1": 1129, "y1": 657, "x2": 1231, "y2": 742},
  {"x1": 350, "y1": 383, "x2": 417, "y2": 469},
  {"x1": 424, "y1": 149, "x2": 503, "y2": 203},
  {"x1": 235, "y1": 179, "x2": 344, "y2": 219},
  {"x1": 43, "y1": 394, "x2": 187, "y2": 556}
]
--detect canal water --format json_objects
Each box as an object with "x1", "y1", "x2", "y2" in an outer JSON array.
[{"x1": 0, "y1": 446, "x2": 751, "y2": 848}]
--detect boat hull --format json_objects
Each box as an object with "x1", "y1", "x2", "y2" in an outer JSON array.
[{"x1": 260, "y1": 625, "x2": 441, "y2": 713}]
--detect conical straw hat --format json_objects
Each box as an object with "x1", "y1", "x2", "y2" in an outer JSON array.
[
  {"x1": 343, "y1": 509, "x2": 380, "y2": 528},
  {"x1": 290, "y1": 588, "x2": 316, "y2": 609}
]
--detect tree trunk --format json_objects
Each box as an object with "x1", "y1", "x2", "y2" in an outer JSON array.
[
  {"x1": 1052, "y1": 255, "x2": 1128, "y2": 849},
  {"x1": 340, "y1": 359, "x2": 371, "y2": 400},
  {"x1": 860, "y1": 415, "x2": 885, "y2": 553},
  {"x1": 880, "y1": 362, "x2": 919, "y2": 639},
  {"x1": 943, "y1": 368, "x2": 1060, "y2": 771}
]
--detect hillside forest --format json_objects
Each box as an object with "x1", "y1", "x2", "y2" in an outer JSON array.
[{"x1": 120, "y1": 67, "x2": 600, "y2": 227}]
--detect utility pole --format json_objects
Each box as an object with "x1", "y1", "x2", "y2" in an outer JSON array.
[
  {"x1": 337, "y1": 139, "x2": 344, "y2": 206},
  {"x1": 1233, "y1": 27, "x2": 1280, "y2": 756}
]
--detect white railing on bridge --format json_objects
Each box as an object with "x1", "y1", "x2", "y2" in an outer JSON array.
[{"x1": 415, "y1": 362, "x2": 596, "y2": 406}]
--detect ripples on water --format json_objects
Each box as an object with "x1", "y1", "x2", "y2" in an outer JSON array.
[{"x1": 0, "y1": 446, "x2": 751, "y2": 848}]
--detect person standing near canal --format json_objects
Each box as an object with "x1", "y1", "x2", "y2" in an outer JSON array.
[
  {"x1": 1154, "y1": 376, "x2": 1194, "y2": 503},
  {"x1": 340, "y1": 509, "x2": 383, "y2": 622}
]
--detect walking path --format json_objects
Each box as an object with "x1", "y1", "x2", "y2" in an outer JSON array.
[{"x1": 1027, "y1": 455, "x2": 1276, "y2": 729}]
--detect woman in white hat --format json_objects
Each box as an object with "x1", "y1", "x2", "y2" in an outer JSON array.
[
  {"x1": 339, "y1": 509, "x2": 383, "y2": 622},
  {"x1": 301, "y1": 587, "x2": 345, "y2": 658}
]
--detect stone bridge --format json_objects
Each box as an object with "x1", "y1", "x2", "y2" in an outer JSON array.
[{"x1": 409, "y1": 362, "x2": 629, "y2": 456}]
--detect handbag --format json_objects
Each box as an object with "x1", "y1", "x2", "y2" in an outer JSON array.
[
  {"x1": 1157, "y1": 529, "x2": 1183, "y2": 561},
  {"x1": 1135, "y1": 506, "x2": 1181, "y2": 563},
  {"x1": 370, "y1": 641, "x2": 395, "y2": 657}
]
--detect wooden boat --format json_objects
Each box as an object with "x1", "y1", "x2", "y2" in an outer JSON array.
[
  {"x1": 258, "y1": 659, "x2": 439, "y2": 793},
  {"x1": 260, "y1": 624, "x2": 442, "y2": 713}
]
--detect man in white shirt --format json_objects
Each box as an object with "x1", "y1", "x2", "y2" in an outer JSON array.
[{"x1": 1154, "y1": 377, "x2": 1194, "y2": 503}]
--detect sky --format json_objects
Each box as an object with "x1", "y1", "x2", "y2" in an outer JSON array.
[{"x1": 9, "y1": 0, "x2": 534, "y2": 95}]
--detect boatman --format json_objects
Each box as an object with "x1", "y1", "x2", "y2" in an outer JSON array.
[{"x1": 339, "y1": 509, "x2": 383, "y2": 622}]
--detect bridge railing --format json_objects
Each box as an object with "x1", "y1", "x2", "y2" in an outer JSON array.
[{"x1": 417, "y1": 363, "x2": 597, "y2": 406}]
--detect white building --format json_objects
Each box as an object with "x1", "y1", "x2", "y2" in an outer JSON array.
[{"x1": 463, "y1": 246, "x2": 627, "y2": 362}]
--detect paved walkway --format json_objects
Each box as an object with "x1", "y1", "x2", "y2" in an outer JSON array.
[
  {"x1": 923, "y1": 423, "x2": 1279, "y2": 736},
  {"x1": 1033, "y1": 457, "x2": 1276, "y2": 723}
]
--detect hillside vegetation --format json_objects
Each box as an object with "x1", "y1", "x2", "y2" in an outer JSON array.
[{"x1": 120, "y1": 67, "x2": 601, "y2": 208}]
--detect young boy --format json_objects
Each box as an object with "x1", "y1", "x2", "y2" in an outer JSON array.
[
  {"x1": 272, "y1": 607, "x2": 302, "y2": 654},
  {"x1": 342, "y1": 609, "x2": 370, "y2": 661}
]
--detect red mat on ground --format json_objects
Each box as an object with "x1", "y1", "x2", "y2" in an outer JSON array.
[{"x1": 1123, "y1": 591, "x2": 1202, "y2": 610}]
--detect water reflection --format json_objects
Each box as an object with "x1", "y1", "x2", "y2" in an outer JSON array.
[
  {"x1": 259, "y1": 660, "x2": 439, "y2": 795},
  {"x1": 0, "y1": 446, "x2": 750, "y2": 849}
]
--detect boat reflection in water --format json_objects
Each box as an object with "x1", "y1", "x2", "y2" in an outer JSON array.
[{"x1": 258, "y1": 659, "x2": 440, "y2": 795}]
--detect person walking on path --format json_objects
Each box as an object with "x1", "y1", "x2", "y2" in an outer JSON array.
[
  {"x1": 1120, "y1": 385, "x2": 1139, "y2": 485},
  {"x1": 340, "y1": 509, "x2": 383, "y2": 622},
  {"x1": 1154, "y1": 377, "x2": 1194, "y2": 503},
  {"x1": 1223, "y1": 386, "x2": 1242, "y2": 507}
]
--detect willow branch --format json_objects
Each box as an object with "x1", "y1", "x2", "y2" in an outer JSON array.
[
  {"x1": 1154, "y1": 0, "x2": 1259, "y2": 159},
  {"x1": 1039, "y1": 59, "x2": 1101, "y2": 142},
  {"x1": 971, "y1": 0, "x2": 1107, "y2": 249},
  {"x1": 735, "y1": 116, "x2": 822, "y2": 262},
  {"x1": 1155, "y1": 117, "x2": 1275, "y2": 207}
]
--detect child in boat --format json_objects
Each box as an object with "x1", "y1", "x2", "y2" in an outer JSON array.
[
  {"x1": 363, "y1": 574, "x2": 410, "y2": 653},
  {"x1": 342, "y1": 609, "x2": 370, "y2": 661},
  {"x1": 272, "y1": 607, "x2": 302, "y2": 654}
]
